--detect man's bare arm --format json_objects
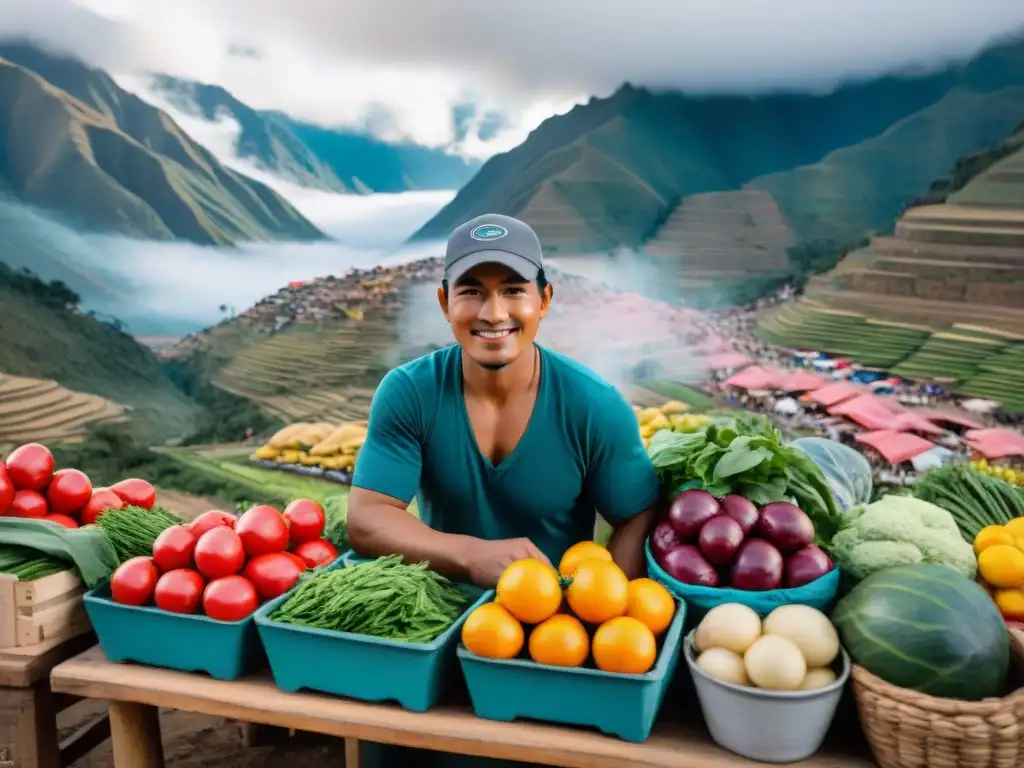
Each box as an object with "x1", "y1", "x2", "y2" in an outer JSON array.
[
  {"x1": 347, "y1": 487, "x2": 551, "y2": 588},
  {"x1": 606, "y1": 507, "x2": 657, "y2": 580}
]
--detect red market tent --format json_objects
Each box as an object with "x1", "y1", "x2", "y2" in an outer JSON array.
[
  {"x1": 855, "y1": 430, "x2": 937, "y2": 464},
  {"x1": 830, "y1": 395, "x2": 945, "y2": 434},
  {"x1": 808, "y1": 381, "x2": 864, "y2": 407},
  {"x1": 965, "y1": 428, "x2": 1024, "y2": 460}
]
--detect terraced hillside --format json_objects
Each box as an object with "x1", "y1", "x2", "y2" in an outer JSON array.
[
  {"x1": 0, "y1": 374, "x2": 126, "y2": 446},
  {"x1": 211, "y1": 323, "x2": 397, "y2": 423},
  {"x1": 757, "y1": 303, "x2": 932, "y2": 368},
  {"x1": 643, "y1": 190, "x2": 795, "y2": 291},
  {"x1": 757, "y1": 301, "x2": 1024, "y2": 410}
]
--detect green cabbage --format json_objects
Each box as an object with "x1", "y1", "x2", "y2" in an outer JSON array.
[{"x1": 791, "y1": 437, "x2": 873, "y2": 512}]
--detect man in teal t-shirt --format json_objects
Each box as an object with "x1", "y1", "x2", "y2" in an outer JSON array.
[{"x1": 348, "y1": 214, "x2": 662, "y2": 767}]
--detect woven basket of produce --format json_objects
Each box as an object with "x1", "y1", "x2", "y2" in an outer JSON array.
[{"x1": 850, "y1": 628, "x2": 1024, "y2": 768}]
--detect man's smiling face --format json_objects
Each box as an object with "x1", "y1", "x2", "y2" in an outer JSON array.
[{"x1": 438, "y1": 262, "x2": 551, "y2": 370}]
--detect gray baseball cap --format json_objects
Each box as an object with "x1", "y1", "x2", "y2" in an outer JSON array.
[{"x1": 444, "y1": 214, "x2": 543, "y2": 284}]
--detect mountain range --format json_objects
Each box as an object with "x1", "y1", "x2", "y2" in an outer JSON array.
[
  {"x1": 0, "y1": 42, "x2": 324, "y2": 245},
  {"x1": 411, "y1": 36, "x2": 1024, "y2": 255},
  {"x1": 148, "y1": 76, "x2": 481, "y2": 194},
  {"x1": 0, "y1": 42, "x2": 479, "y2": 246}
]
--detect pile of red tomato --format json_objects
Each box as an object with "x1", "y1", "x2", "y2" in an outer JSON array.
[
  {"x1": 110, "y1": 500, "x2": 339, "y2": 622},
  {"x1": 0, "y1": 442, "x2": 157, "y2": 527}
]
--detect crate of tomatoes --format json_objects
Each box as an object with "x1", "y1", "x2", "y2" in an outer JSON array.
[{"x1": 84, "y1": 499, "x2": 340, "y2": 680}]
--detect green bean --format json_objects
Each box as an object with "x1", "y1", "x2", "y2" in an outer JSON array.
[{"x1": 270, "y1": 555, "x2": 468, "y2": 643}]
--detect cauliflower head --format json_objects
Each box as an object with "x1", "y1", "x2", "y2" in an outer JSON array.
[{"x1": 830, "y1": 495, "x2": 976, "y2": 582}]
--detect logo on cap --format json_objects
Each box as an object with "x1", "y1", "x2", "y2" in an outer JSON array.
[{"x1": 470, "y1": 224, "x2": 508, "y2": 241}]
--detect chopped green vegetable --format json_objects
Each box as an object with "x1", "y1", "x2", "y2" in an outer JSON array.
[
  {"x1": 322, "y1": 493, "x2": 350, "y2": 553},
  {"x1": 270, "y1": 555, "x2": 467, "y2": 644},
  {"x1": 648, "y1": 414, "x2": 842, "y2": 545},
  {"x1": 95, "y1": 505, "x2": 183, "y2": 563},
  {"x1": 0, "y1": 518, "x2": 118, "y2": 588},
  {"x1": 912, "y1": 463, "x2": 1024, "y2": 542}
]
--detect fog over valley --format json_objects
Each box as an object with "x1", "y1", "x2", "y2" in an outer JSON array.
[{"x1": 0, "y1": 190, "x2": 454, "y2": 337}]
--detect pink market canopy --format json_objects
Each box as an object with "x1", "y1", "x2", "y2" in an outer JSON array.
[
  {"x1": 808, "y1": 381, "x2": 864, "y2": 407},
  {"x1": 724, "y1": 365, "x2": 785, "y2": 391},
  {"x1": 855, "y1": 430, "x2": 937, "y2": 464},
  {"x1": 965, "y1": 428, "x2": 1024, "y2": 460}
]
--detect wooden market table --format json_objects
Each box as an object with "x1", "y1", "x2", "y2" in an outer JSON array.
[
  {"x1": 51, "y1": 646, "x2": 874, "y2": 768},
  {"x1": 0, "y1": 633, "x2": 109, "y2": 768}
]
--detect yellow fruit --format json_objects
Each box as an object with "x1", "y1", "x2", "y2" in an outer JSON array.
[
  {"x1": 977, "y1": 545, "x2": 1024, "y2": 588},
  {"x1": 1004, "y1": 518, "x2": 1024, "y2": 539},
  {"x1": 592, "y1": 616, "x2": 657, "y2": 674},
  {"x1": 994, "y1": 588, "x2": 1024, "y2": 621},
  {"x1": 566, "y1": 559, "x2": 630, "y2": 625},
  {"x1": 626, "y1": 578, "x2": 676, "y2": 635},
  {"x1": 974, "y1": 525, "x2": 1013, "y2": 555},
  {"x1": 495, "y1": 559, "x2": 563, "y2": 625},
  {"x1": 527, "y1": 614, "x2": 590, "y2": 667},
  {"x1": 461, "y1": 603, "x2": 524, "y2": 659},
  {"x1": 558, "y1": 541, "x2": 613, "y2": 578}
]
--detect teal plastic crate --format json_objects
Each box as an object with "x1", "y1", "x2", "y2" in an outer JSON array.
[
  {"x1": 254, "y1": 555, "x2": 487, "y2": 712},
  {"x1": 457, "y1": 597, "x2": 686, "y2": 742},
  {"x1": 83, "y1": 581, "x2": 264, "y2": 681}
]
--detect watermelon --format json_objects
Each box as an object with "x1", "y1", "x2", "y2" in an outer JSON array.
[{"x1": 832, "y1": 563, "x2": 1009, "y2": 701}]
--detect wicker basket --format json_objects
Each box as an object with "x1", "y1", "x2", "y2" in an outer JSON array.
[{"x1": 851, "y1": 628, "x2": 1024, "y2": 768}]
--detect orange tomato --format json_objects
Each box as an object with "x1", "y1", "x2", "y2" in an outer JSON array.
[
  {"x1": 496, "y1": 558, "x2": 562, "y2": 624},
  {"x1": 626, "y1": 578, "x2": 676, "y2": 635},
  {"x1": 558, "y1": 541, "x2": 613, "y2": 577},
  {"x1": 592, "y1": 616, "x2": 657, "y2": 674},
  {"x1": 528, "y1": 614, "x2": 590, "y2": 667},
  {"x1": 461, "y1": 603, "x2": 524, "y2": 659},
  {"x1": 566, "y1": 559, "x2": 629, "y2": 625}
]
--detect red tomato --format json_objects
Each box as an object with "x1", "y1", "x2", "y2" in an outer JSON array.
[
  {"x1": 283, "y1": 552, "x2": 308, "y2": 571},
  {"x1": 188, "y1": 510, "x2": 237, "y2": 538},
  {"x1": 292, "y1": 538, "x2": 339, "y2": 569},
  {"x1": 235, "y1": 505, "x2": 289, "y2": 556},
  {"x1": 111, "y1": 556, "x2": 159, "y2": 606},
  {"x1": 193, "y1": 526, "x2": 246, "y2": 579},
  {"x1": 110, "y1": 478, "x2": 156, "y2": 510},
  {"x1": 152, "y1": 525, "x2": 197, "y2": 572},
  {"x1": 242, "y1": 553, "x2": 305, "y2": 600},
  {"x1": 154, "y1": 569, "x2": 205, "y2": 614},
  {"x1": 80, "y1": 488, "x2": 126, "y2": 526},
  {"x1": 8, "y1": 489, "x2": 48, "y2": 518},
  {"x1": 203, "y1": 575, "x2": 259, "y2": 622},
  {"x1": 42, "y1": 513, "x2": 79, "y2": 528},
  {"x1": 0, "y1": 465, "x2": 14, "y2": 514},
  {"x1": 4, "y1": 443, "x2": 54, "y2": 492},
  {"x1": 46, "y1": 469, "x2": 92, "y2": 515},
  {"x1": 283, "y1": 499, "x2": 326, "y2": 544}
]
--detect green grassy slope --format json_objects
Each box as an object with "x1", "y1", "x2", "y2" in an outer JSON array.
[{"x1": 0, "y1": 44, "x2": 324, "y2": 245}]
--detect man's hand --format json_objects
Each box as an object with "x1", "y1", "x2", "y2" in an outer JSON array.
[{"x1": 461, "y1": 537, "x2": 552, "y2": 588}]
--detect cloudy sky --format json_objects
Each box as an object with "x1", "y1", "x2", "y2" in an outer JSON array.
[{"x1": 2, "y1": 0, "x2": 1024, "y2": 157}]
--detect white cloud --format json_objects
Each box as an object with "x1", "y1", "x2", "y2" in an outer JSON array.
[{"x1": 2, "y1": 0, "x2": 1023, "y2": 155}]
